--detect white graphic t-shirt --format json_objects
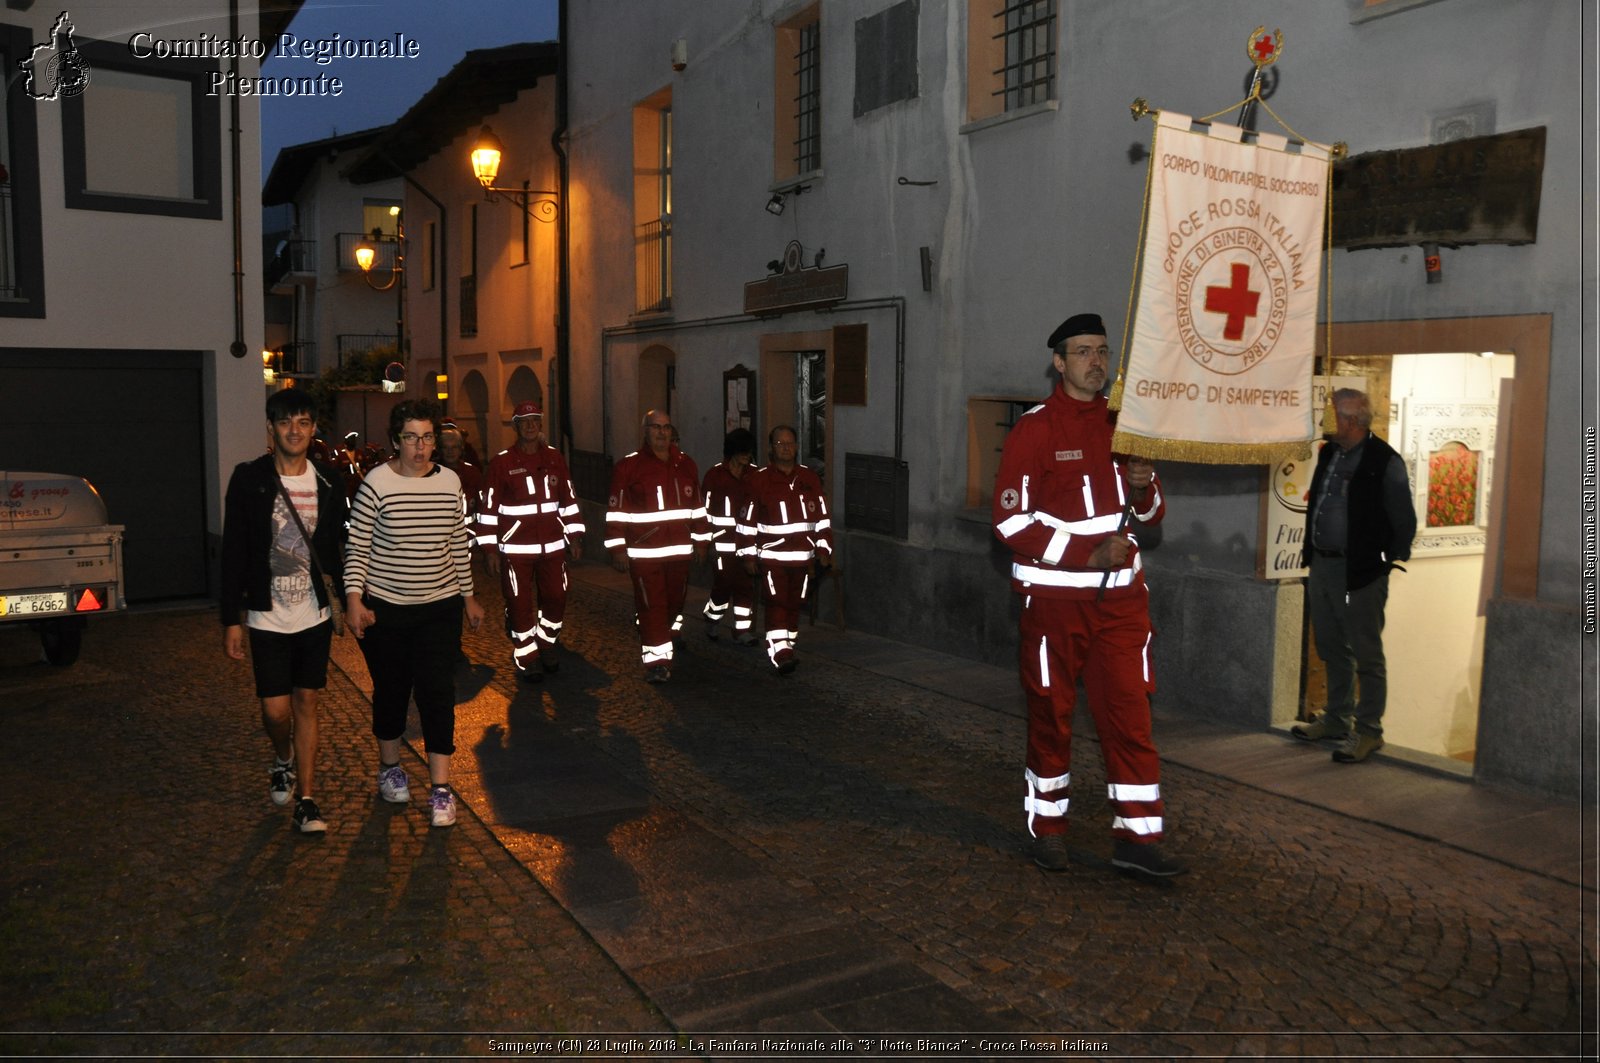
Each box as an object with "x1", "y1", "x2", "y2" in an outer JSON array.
[{"x1": 246, "y1": 468, "x2": 330, "y2": 634}]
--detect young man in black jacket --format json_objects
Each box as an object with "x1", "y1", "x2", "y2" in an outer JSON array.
[{"x1": 220, "y1": 389, "x2": 347, "y2": 832}]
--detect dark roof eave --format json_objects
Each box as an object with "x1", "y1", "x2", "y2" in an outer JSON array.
[
  {"x1": 262, "y1": 126, "x2": 394, "y2": 206},
  {"x1": 344, "y1": 41, "x2": 558, "y2": 184}
]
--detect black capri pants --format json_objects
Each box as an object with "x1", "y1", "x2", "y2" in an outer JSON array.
[{"x1": 356, "y1": 593, "x2": 463, "y2": 756}]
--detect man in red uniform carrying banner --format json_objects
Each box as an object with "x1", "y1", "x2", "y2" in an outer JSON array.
[
  {"x1": 992, "y1": 312, "x2": 1186, "y2": 881},
  {"x1": 701, "y1": 428, "x2": 759, "y2": 645},
  {"x1": 605, "y1": 409, "x2": 709, "y2": 683},
  {"x1": 477, "y1": 402, "x2": 585, "y2": 681},
  {"x1": 738, "y1": 424, "x2": 833, "y2": 676}
]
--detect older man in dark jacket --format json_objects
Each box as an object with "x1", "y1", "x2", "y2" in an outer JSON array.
[{"x1": 1293, "y1": 388, "x2": 1417, "y2": 764}]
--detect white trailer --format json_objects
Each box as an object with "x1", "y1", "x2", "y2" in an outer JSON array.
[{"x1": 0, "y1": 472, "x2": 126, "y2": 665}]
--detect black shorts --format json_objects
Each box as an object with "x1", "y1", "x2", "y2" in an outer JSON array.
[{"x1": 247, "y1": 621, "x2": 333, "y2": 699}]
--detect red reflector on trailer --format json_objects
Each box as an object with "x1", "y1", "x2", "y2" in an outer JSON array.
[{"x1": 74, "y1": 588, "x2": 103, "y2": 612}]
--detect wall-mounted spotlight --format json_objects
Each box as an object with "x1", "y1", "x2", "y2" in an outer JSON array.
[
  {"x1": 471, "y1": 125, "x2": 559, "y2": 222},
  {"x1": 671, "y1": 38, "x2": 688, "y2": 72},
  {"x1": 764, "y1": 183, "x2": 810, "y2": 216}
]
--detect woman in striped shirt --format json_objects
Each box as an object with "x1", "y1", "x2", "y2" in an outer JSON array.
[{"x1": 345, "y1": 399, "x2": 485, "y2": 828}]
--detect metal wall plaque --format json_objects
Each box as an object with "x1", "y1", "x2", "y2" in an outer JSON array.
[
  {"x1": 744, "y1": 241, "x2": 849, "y2": 315},
  {"x1": 1331, "y1": 126, "x2": 1545, "y2": 250}
]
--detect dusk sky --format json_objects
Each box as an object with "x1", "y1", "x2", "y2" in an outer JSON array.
[{"x1": 260, "y1": 0, "x2": 557, "y2": 176}]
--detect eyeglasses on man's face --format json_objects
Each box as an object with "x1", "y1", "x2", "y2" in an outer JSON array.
[
  {"x1": 399, "y1": 432, "x2": 436, "y2": 446},
  {"x1": 1065, "y1": 345, "x2": 1112, "y2": 360}
]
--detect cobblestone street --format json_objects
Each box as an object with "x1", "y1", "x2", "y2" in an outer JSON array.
[{"x1": 1, "y1": 561, "x2": 1592, "y2": 1059}]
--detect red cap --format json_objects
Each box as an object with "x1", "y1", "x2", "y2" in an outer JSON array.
[{"x1": 512, "y1": 401, "x2": 543, "y2": 420}]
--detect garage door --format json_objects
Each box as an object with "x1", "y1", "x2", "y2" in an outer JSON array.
[{"x1": 0, "y1": 349, "x2": 209, "y2": 602}]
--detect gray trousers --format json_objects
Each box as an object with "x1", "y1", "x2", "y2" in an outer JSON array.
[{"x1": 1308, "y1": 556, "x2": 1390, "y2": 736}]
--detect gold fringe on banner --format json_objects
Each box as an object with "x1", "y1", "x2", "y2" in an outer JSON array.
[{"x1": 1111, "y1": 429, "x2": 1312, "y2": 466}]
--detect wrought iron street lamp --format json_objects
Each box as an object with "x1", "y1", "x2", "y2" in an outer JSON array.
[
  {"x1": 355, "y1": 205, "x2": 406, "y2": 364},
  {"x1": 470, "y1": 125, "x2": 559, "y2": 222}
]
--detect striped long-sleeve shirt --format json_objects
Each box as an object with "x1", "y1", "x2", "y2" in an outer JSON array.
[{"x1": 344, "y1": 462, "x2": 474, "y2": 605}]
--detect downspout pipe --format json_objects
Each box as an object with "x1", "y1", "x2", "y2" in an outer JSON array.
[
  {"x1": 401, "y1": 171, "x2": 446, "y2": 410},
  {"x1": 367, "y1": 148, "x2": 447, "y2": 408},
  {"x1": 227, "y1": 0, "x2": 245, "y2": 360},
  {"x1": 554, "y1": 0, "x2": 573, "y2": 456}
]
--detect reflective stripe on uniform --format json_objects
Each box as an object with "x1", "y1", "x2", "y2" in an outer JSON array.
[
  {"x1": 1108, "y1": 782, "x2": 1160, "y2": 802},
  {"x1": 758, "y1": 547, "x2": 813, "y2": 563},
  {"x1": 1025, "y1": 795, "x2": 1069, "y2": 818},
  {"x1": 611, "y1": 507, "x2": 697, "y2": 524},
  {"x1": 1026, "y1": 766, "x2": 1069, "y2": 792},
  {"x1": 1013, "y1": 553, "x2": 1142, "y2": 588},
  {"x1": 501, "y1": 538, "x2": 567, "y2": 555},
  {"x1": 629, "y1": 543, "x2": 694, "y2": 559}
]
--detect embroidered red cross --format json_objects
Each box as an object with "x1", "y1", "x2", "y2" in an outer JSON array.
[
  {"x1": 1253, "y1": 35, "x2": 1276, "y2": 62},
  {"x1": 1204, "y1": 263, "x2": 1262, "y2": 340}
]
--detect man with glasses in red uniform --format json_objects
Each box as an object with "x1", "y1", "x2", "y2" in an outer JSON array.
[
  {"x1": 738, "y1": 425, "x2": 832, "y2": 675},
  {"x1": 605, "y1": 410, "x2": 708, "y2": 683},
  {"x1": 992, "y1": 312, "x2": 1185, "y2": 881}
]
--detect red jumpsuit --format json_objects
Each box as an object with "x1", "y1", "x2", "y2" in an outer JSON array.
[
  {"x1": 451, "y1": 459, "x2": 484, "y2": 526},
  {"x1": 991, "y1": 387, "x2": 1167, "y2": 843},
  {"x1": 338, "y1": 446, "x2": 365, "y2": 500},
  {"x1": 701, "y1": 461, "x2": 756, "y2": 636},
  {"x1": 737, "y1": 463, "x2": 833, "y2": 669},
  {"x1": 476, "y1": 444, "x2": 584, "y2": 673},
  {"x1": 605, "y1": 446, "x2": 708, "y2": 671}
]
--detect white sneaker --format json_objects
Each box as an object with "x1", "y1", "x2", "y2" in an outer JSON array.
[
  {"x1": 292, "y1": 797, "x2": 327, "y2": 834},
  {"x1": 377, "y1": 764, "x2": 410, "y2": 804},
  {"x1": 429, "y1": 786, "x2": 457, "y2": 828},
  {"x1": 269, "y1": 759, "x2": 296, "y2": 807}
]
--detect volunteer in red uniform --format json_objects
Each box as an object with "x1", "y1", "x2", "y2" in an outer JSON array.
[
  {"x1": 338, "y1": 432, "x2": 366, "y2": 500},
  {"x1": 477, "y1": 402, "x2": 584, "y2": 680},
  {"x1": 605, "y1": 409, "x2": 708, "y2": 683},
  {"x1": 700, "y1": 428, "x2": 758, "y2": 645},
  {"x1": 437, "y1": 424, "x2": 484, "y2": 530},
  {"x1": 991, "y1": 312, "x2": 1185, "y2": 880},
  {"x1": 738, "y1": 424, "x2": 832, "y2": 675}
]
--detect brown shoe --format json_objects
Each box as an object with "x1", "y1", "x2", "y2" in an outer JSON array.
[
  {"x1": 1291, "y1": 715, "x2": 1350, "y2": 742},
  {"x1": 1332, "y1": 732, "x2": 1385, "y2": 763},
  {"x1": 1031, "y1": 834, "x2": 1071, "y2": 872},
  {"x1": 1112, "y1": 839, "x2": 1188, "y2": 879}
]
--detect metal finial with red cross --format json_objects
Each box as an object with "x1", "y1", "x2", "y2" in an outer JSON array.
[{"x1": 1247, "y1": 26, "x2": 1284, "y2": 69}]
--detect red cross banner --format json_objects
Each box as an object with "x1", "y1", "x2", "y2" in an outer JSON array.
[{"x1": 1110, "y1": 108, "x2": 1333, "y2": 464}]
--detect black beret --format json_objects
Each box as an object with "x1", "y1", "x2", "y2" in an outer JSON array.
[{"x1": 1047, "y1": 313, "x2": 1107, "y2": 350}]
